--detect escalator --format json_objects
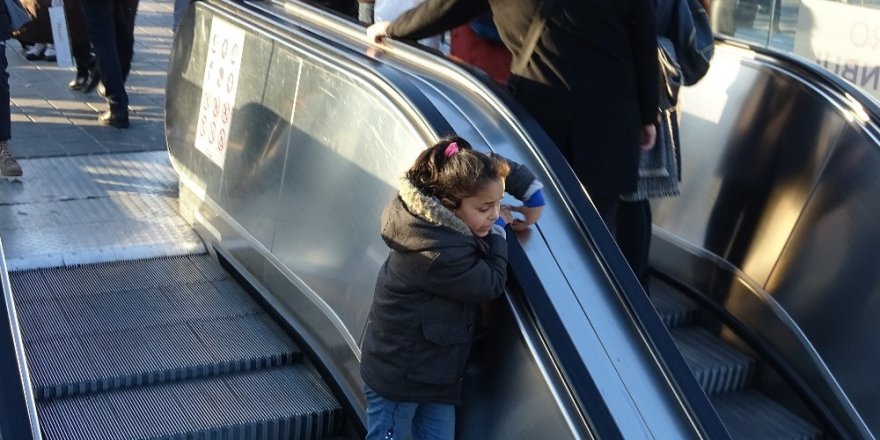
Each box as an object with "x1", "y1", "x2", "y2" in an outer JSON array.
[
  {"x1": 11, "y1": 254, "x2": 343, "y2": 439},
  {"x1": 2, "y1": 0, "x2": 878, "y2": 438}
]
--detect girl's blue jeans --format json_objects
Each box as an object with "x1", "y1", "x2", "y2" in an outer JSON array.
[{"x1": 364, "y1": 386, "x2": 455, "y2": 440}]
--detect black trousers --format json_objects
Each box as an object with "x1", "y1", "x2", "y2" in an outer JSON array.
[
  {"x1": 0, "y1": 42, "x2": 9, "y2": 142},
  {"x1": 79, "y1": 0, "x2": 138, "y2": 112}
]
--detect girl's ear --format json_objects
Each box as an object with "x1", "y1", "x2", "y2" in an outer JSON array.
[{"x1": 440, "y1": 198, "x2": 456, "y2": 210}]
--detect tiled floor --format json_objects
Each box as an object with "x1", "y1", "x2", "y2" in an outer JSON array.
[
  {"x1": 7, "y1": 0, "x2": 175, "y2": 158},
  {"x1": 0, "y1": 0, "x2": 205, "y2": 270}
]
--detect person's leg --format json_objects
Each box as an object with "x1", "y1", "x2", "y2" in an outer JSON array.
[
  {"x1": 68, "y1": 43, "x2": 94, "y2": 90},
  {"x1": 79, "y1": 0, "x2": 129, "y2": 126},
  {"x1": 115, "y1": 0, "x2": 138, "y2": 81},
  {"x1": 411, "y1": 402, "x2": 455, "y2": 440},
  {"x1": 0, "y1": 41, "x2": 22, "y2": 178},
  {"x1": 590, "y1": 193, "x2": 620, "y2": 235},
  {"x1": 616, "y1": 199, "x2": 652, "y2": 291},
  {"x1": 365, "y1": 386, "x2": 417, "y2": 440},
  {"x1": 173, "y1": 0, "x2": 192, "y2": 32},
  {"x1": 0, "y1": 42, "x2": 10, "y2": 144}
]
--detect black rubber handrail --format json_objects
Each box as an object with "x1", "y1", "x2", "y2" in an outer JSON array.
[{"x1": 718, "y1": 36, "x2": 880, "y2": 129}]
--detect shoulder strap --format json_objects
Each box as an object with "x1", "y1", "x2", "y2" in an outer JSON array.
[{"x1": 510, "y1": 0, "x2": 560, "y2": 75}]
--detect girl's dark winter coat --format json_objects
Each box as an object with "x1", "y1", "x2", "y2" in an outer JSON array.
[{"x1": 360, "y1": 157, "x2": 539, "y2": 405}]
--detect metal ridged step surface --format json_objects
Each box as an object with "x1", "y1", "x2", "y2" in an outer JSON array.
[
  {"x1": 649, "y1": 278, "x2": 700, "y2": 327},
  {"x1": 711, "y1": 390, "x2": 822, "y2": 440},
  {"x1": 8, "y1": 254, "x2": 341, "y2": 439},
  {"x1": 669, "y1": 327, "x2": 755, "y2": 395},
  {"x1": 650, "y1": 277, "x2": 822, "y2": 439},
  {"x1": 37, "y1": 365, "x2": 341, "y2": 440}
]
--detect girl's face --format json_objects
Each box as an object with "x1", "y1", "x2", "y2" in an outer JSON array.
[{"x1": 453, "y1": 178, "x2": 505, "y2": 237}]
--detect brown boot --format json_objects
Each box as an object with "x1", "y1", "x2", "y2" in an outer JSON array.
[{"x1": 0, "y1": 141, "x2": 23, "y2": 179}]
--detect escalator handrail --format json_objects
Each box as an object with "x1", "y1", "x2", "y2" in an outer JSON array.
[
  {"x1": 717, "y1": 36, "x2": 880, "y2": 132},
  {"x1": 0, "y1": 237, "x2": 42, "y2": 440},
  {"x1": 192, "y1": 1, "x2": 729, "y2": 437}
]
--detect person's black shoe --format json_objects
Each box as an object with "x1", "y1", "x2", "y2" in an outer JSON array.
[
  {"x1": 82, "y1": 69, "x2": 101, "y2": 94},
  {"x1": 68, "y1": 75, "x2": 89, "y2": 91},
  {"x1": 98, "y1": 110, "x2": 129, "y2": 128}
]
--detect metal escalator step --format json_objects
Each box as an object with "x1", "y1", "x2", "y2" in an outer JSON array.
[
  {"x1": 26, "y1": 313, "x2": 302, "y2": 400},
  {"x1": 36, "y1": 255, "x2": 219, "y2": 298},
  {"x1": 37, "y1": 365, "x2": 342, "y2": 440},
  {"x1": 670, "y1": 326, "x2": 756, "y2": 395},
  {"x1": 649, "y1": 278, "x2": 700, "y2": 327},
  {"x1": 711, "y1": 390, "x2": 822, "y2": 440},
  {"x1": 9, "y1": 255, "x2": 301, "y2": 400}
]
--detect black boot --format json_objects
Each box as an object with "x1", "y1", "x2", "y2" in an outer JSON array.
[{"x1": 98, "y1": 109, "x2": 129, "y2": 129}]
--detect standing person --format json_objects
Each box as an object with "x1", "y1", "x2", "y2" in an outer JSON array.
[
  {"x1": 15, "y1": 0, "x2": 52, "y2": 60},
  {"x1": 1, "y1": 0, "x2": 23, "y2": 179},
  {"x1": 616, "y1": 0, "x2": 713, "y2": 290},
  {"x1": 449, "y1": 13, "x2": 512, "y2": 84},
  {"x1": 367, "y1": 0, "x2": 658, "y2": 239},
  {"x1": 360, "y1": 136, "x2": 544, "y2": 440},
  {"x1": 61, "y1": 0, "x2": 98, "y2": 92},
  {"x1": 79, "y1": 0, "x2": 138, "y2": 128},
  {"x1": 359, "y1": 0, "x2": 442, "y2": 49}
]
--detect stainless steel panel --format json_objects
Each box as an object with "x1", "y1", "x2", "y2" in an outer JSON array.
[
  {"x1": 652, "y1": 42, "x2": 880, "y2": 437},
  {"x1": 766, "y1": 124, "x2": 880, "y2": 432},
  {"x1": 272, "y1": 59, "x2": 420, "y2": 342},
  {"x1": 654, "y1": 46, "x2": 847, "y2": 285}
]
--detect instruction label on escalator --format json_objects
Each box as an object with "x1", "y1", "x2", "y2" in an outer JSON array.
[{"x1": 194, "y1": 18, "x2": 245, "y2": 168}]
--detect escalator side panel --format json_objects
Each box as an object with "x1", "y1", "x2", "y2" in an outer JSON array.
[
  {"x1": 653, "y1": 44, "x2": 847, "y2": 285},
  {"x1": 168, "y1": 3, "x2": 427, "y2": 427},
  {"x1": 765, "y1": 124, "x2": 880, "y2": 433},
  {"x1": 651, "y1": 42, "x2": 879, "y2": 437}
]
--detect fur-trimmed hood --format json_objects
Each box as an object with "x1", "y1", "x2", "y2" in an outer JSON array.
[
  {"x1": 397, "y1": 177, "x2": 473, "y2": 236},
  {"x1": 380, "y1": 177, "x2": 473, "y2": 253}
]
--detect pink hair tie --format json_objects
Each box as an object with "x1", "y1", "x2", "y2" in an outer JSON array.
[{"x1": 444, "y1": 142, "x2": 459, "y2": 157}]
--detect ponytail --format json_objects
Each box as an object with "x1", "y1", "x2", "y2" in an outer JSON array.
[{"x1": 406, "y1": 136, "x2": 510, "y2": 208}]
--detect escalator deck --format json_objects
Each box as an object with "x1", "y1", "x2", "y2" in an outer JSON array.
[{"x1": 10, "y1": 254, "x2": 342, "y2": 439}]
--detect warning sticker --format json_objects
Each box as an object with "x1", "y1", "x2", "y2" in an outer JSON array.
[{"x1": 194, "y1": 18, "x2": 245, "y2": 168}]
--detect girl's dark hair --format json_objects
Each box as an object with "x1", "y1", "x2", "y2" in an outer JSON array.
[{"x1": 406, "y1": 136, "x2": 510, "y2": 208}]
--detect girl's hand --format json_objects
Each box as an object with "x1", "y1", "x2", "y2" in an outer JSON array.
[
  {"x1": 367, "y1": 21, "x2": 391, "y2": 43},
  {"x1": 499, "y1": 205, "x2": 514, "y2": 226},
  {"x1": 509, "y1": 205, "x2": 542, "y2": 232}
]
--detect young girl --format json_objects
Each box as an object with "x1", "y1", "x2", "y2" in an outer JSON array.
[{"x1": 360, "y1": 136, "x2": 545, "y2": 439}]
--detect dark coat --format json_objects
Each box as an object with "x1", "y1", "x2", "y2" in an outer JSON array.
[
  {"x1": 360, "y1": 157, "x2": 540, "y2": 405},
  {"x1": 360, "y1": 177, "x2": 508, "y2": 405},
  {"x1": 0, "y1": 0, "x2": 11, "y2": 40},
  {"x1": 14, "y1": 0, "x2": 89, "y2": 47},
  {"x1": 388, "y1": 0, "x2": 659, "y2": 196}
]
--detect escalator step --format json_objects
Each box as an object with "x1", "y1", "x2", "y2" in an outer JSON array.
[
  {"x1": 670, "y1": 326, "x2": 756, "y2": 395},
  {"x1": 711, "y1": 390, "x2": 822, "y2": 440},
  {"x1": 649, "y1": 278, "x2": 700, "y2": 327},
  {"x1": 25, "y1": 313, "x2": 302, "y2": 400},
  {"x1": 37, "y1": 364, "x2": 342, "y2": 440},
  {"x1": 10, "y1": 255, "x2": 302, "y2": 400}
]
